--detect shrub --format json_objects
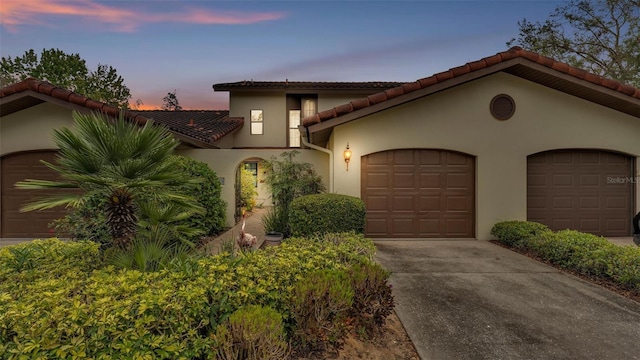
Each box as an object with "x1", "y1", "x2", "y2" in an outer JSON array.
[
  {"x1": 262, "y1": 206, "x2": 290, "y2": 236},
  {"x1": 490, "y1": 221, "x2": 551, "y2": 248},
  {"x1": 0, "y1": 233, "x2": 380, "y2": 358},
  {"x1": 490, "y1": 222, "x2": 640, "y2": 295},
  {"x1": 49, "y1": 195, "x2": 111, "y2": 245},
  {"x1": 290, "y1": 194, "x2": 366, "y2": 237},
  {"x1": 213, "y1": 305, "x2": 289, "y2": 360},
  {"x1": 239, "y1": 167, "x2": 258, "y2": 212},
  {"x1": 289, "y1": 269, "x2": 354, "y2": 354},
  {"x1": 347, "y1": 260, "x2": 395, "y2": 337},
  {"x1": 171, "y1": 155, "x2": 226, "y2": 239}
]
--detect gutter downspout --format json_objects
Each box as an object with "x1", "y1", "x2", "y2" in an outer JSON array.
[{"x1": 300, "y1": 126, "x2": 333, "y2": 193}]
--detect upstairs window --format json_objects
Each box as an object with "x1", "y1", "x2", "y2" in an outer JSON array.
[
  {"x1": 250, "y1": 110, "x2": 263, "y2": 135},
  {"x1": 302, "y1": 98, "x2": 317, "y2": 118},
  {"x1": 289, "y1": 110, "x2": 301, "y2": 147}
]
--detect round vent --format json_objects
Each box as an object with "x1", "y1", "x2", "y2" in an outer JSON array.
[{"x1": 490, "y1": 94, "x2": 515, "y2": 120}]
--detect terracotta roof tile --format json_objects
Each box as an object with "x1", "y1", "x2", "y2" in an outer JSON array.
[
  {"x1": 0, "y1": 78, "x2": 230, "y2": 147},
  {"x1": 213, "y1": 81, "x2": 404, "y2": 91},
  {"x1": 302, "y1": 47, "x2": 640, "y2": 127},
  {"x1": 137, "y1": 110, "x2": 243, "y2": 144}
]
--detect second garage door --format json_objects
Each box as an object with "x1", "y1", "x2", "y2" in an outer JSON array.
[
  {"x1": 527, "y1": 149, "x2": 634, "y2": 237},
  {"x1": 361, "y1": 149, "x2": 475, "y2": 238}
]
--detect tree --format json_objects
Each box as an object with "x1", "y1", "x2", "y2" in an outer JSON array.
[
  {"x1": 162, "y1": 89, "x2": 183, "y2": 111},
  {"x1": 16, "y1": 111, "x2": 201, "y2": 249},
  {"x1": 0, "y1": 48, "x2": 132, "y2": 108},
  {"x1": 507, "y1": 0, "x2": 640, "y2": 87}
]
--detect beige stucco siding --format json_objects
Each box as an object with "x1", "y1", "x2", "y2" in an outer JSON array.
[
  {"x1": 228, "y1": 92, "x2": 286, "y2": 148},
  {"x1": 329, "y1": 72, "x2": 640, "y2": 239},
  {"x1": 1, "y1": 103, "x2": 74, "y2": 156},
  {"x1": 177, "y1": 149, "x2": 329, "y2": 227}
]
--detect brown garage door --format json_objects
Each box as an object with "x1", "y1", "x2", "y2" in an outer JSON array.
[
  {"x1": 527, "y1": 149, "x2": 634, "y2": 237},
  {"x1": 361, "y1": 149, "x2": 475, "y2": 238},
  {"x1": 1, "y1": 151, "x2": 68, "y2": 238}
]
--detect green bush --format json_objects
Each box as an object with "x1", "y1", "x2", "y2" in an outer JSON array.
[
  {"x1": 50, "y1": 195, "x2": 111, "y2": 245},
  {"x1": 347, "y1": 260, "x2": 395, "y2": 337},
  {"x1": 213, "y1": 305, "x2": 289, "y2": 360},
  {"x1": 290, "y1": 269, "x2": 353, "y2": 354},
  {"x1": 0, "y1": 233, "x2": 379, "y2": 358},
  {"x1": 262, "y1": 206, "x2": 290, "y2": 236},
  {"x1": 289, "y1": 194, "x2": 366, "y2": 237},
  {"x1": 239, "y1": 167, "x2": 258, "y2": 212},
  {"x1": 171, "y1": 155, "x2": 226, "y2": 239},
  {"x1": 490, "y1": 221, "x2": 551, "y2": 248},
  {"x1": 491, "y1": 222, "x2": 640, "y2": 294}
]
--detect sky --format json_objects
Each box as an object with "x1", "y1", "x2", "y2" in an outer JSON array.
[{"x1": 0, "y1": 0, "x2": 564, "y2": 110}]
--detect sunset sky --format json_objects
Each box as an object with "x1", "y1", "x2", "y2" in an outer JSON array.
[{"x1": 0, "y1": 0, "x2": 563, "y2": 110}]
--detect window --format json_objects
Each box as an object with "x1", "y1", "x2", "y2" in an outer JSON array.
[
  {"x1": 244, "y1": 162, "x2": 258, "y2": 187},
  {"x1": 302, "y1": 98, "x2": 317, "y2": 118},
  {"x1": 289, "y1": 110, "x2": 301, "y2": 147},
  {"x1": 250, "y1": 110, "x2": 263, "y2": 135}
]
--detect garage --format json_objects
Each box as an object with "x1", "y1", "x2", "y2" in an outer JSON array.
[
  {"x1": 527, "y1": 149, "x2": 634, "y2": 237},
  {"x1": 361, "y1": 149, "x2": 475, "y2": 238},
  {"x1": 1, "y1": 150, "x2": 67, "y2": 238}
]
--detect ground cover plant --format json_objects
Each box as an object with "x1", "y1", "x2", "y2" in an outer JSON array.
[
  {"x1": 491, "y1": 221, "x2": 640, "y2": 298},
  {"x1": 0, "y1": 233, "x2": 395, "y2": 359}
]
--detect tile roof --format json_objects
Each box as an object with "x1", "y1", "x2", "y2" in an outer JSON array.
[
  {"x1": 0, "y1": 77, "x2": 148, "y2": 125},
  {"x1": 213, "y1": 80, "x2": 403, "y2": 91},
  {"x1": 302, "y1": 47, "x2": 640, "y2": 127},
  {"x1": 0, "y1": 78, "x2": 240, "y2": 148},
  {"x1": 138, "y1": 110, "x2": 243, "y2": 144}
]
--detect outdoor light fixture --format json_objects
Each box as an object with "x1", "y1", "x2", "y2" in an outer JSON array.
[{"x1": 343, "y1": 143, "x2": 352, "y2": 171}]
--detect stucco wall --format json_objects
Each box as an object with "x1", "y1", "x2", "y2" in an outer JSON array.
[
  {"x1": 1, "y1": 103, "x2": 74, "y2": 156},
  {"x1": 177, "y1": 149, "x2": 330, "y2": 227},
  {"x1": 228, "y1": 92, "x2": 286, "y2": 148},
  {"x1": 328, "y1": 72, "x2": 640, "y2": 239}
]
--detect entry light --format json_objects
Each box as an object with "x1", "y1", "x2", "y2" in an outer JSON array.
[{"x1": 344, "y1": 143, "x2": 352, "y2": 171}]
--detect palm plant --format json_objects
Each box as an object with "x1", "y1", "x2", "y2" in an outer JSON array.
[{"x1": 16, "y1": 111, "x2": 201, "y2": 249}]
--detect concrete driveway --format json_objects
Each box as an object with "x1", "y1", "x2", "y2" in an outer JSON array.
[{"x1": 375, "y1": 240, "x2": 640, "y2": 360}]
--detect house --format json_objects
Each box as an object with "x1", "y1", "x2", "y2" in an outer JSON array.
[
  {"x1": 299, "y1": 47, "x2": 639, "y2": 239},
  {"x1": 1, "y1": 46, "x2": 638, "y2": 241},
  {"x1": 0, "y1": 78, "x2": 398, "y2": 239}
]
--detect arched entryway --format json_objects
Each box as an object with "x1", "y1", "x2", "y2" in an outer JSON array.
[
  {"x1": 361, "y1": 149, "x2": 475, "y2": 238},
  {"x1": 527, "y1": 149, "x2": 635, "y2": 237},
  {"x1": 234, "y1": 157, "x2": 271, "y2": 222}
]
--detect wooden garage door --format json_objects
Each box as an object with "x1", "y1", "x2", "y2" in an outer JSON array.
[
  {"x1": 361, "y1": 149, "x2": 475, "y2": 238},
  {"x1": 1, "y1": 151, "x2": 68, "y2": 238},
  {"x1": 527, "y1": 150, "x2": 634, "y2": 237}
]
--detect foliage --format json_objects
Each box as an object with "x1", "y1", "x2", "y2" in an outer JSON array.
[
  {"x1": 0, "y1": 233, "x2": 379, "y2": 358},
  {"x1": 49, "y1": 194, "x2": 111, "y2": 246},
  {"x1": 0, "y1": 48, "x2": 132, "y2": 108},
  {"x1": 212, "y1": 305, "x2": 289, "y2": 360},
  {"x1": 171, "y1": 155, "x2": 226, "y2": 239},
  {"x1": 261, "y1": 151, "x2": 325, "y2": 236},
  {"x1": 240, "y1": 167, "x2": 258, "y2": 212},
  {"x1": 347, "y1": 260, "x2": 395, "y2": 337},
  {"x1": 289, "y1": 269, "x2": 354, "y2": 354},
  {"x1": 491, "y1": 222, "x2": 640, "y2": 294},
  {"x1": 507, "y1": 0, "x2": 640, "y2": 87},
  {"x1": 290, "y1": 193, "x2": 366, "y2": 237},
  {"x1": 161, "y1": 89, "x2": 182, "y2": 111},
  {"x1": 15, "y1": 111, "x2": 202, "y2": 249},
  {"x1": 262, "y1": 206, "x2": 291, "y2": 236},
  {"x1": 490, "y1": 221, "x2": 551, "y2": 248},
  {"x1": 105, "y1": 236, "x2": 193, "y2": 272}
]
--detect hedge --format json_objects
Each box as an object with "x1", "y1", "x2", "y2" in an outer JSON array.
[
  {"x1": 491, "y1": 221, "x2": 640, "y2": 294},
  {"x1": 289, "y1": 194, "x2": 366, "y2": 237},
  {"x1": 0, "y1": 233, "x2": 379, "y2": 359}
]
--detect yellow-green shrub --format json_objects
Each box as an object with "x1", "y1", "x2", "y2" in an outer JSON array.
[{"x1": 0, "y1": 233, "x2": 377, "y2": 359}]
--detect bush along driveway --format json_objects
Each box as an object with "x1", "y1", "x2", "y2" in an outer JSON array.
[{"x1": 374, "y1": 238, "x2": 640, "y2": 360}]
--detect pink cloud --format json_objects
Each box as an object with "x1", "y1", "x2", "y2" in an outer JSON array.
[{"x1": 0, "y1": 0, "x2": 286, "y2": 32}]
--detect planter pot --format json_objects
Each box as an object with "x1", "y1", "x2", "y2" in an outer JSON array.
[
  {"x1": 265, "y1": 231, "x2": 284, "y2": 247},
  {"x1": 633, "y1": 234, "x2": 640, "y2": 247}
]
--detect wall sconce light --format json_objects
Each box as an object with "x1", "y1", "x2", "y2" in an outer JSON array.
[{"x1": 343, "y1": 143, "x2": 352, "y2": 171}]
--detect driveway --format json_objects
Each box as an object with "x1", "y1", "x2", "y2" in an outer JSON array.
[{"x1": 375, "y1": 240, "x2": 640, "y2": 360}]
